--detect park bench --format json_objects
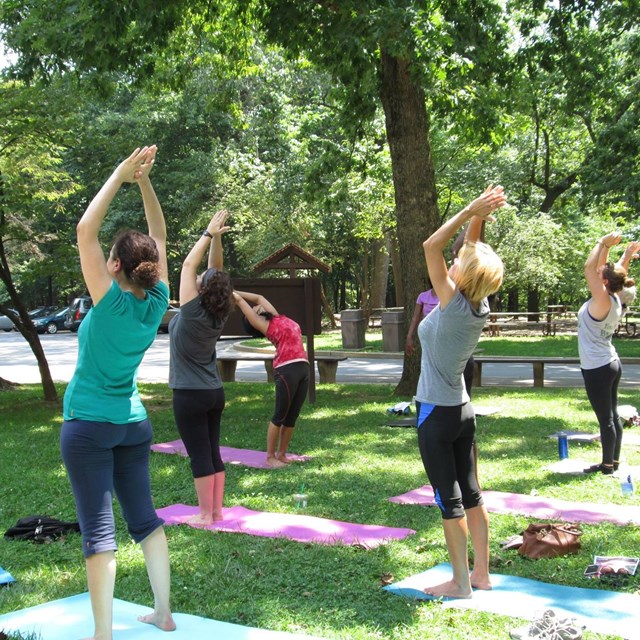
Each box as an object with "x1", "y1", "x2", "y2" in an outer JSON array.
[
  {"x1": 484, "y1": 311, "x2": 578, "y2": 337},
  {"x1": 216, "y1": 352, "x2": 348, "y2": 384},
  {"x1": 473, "y1": 355, "x2": 640, "y2": 388}
]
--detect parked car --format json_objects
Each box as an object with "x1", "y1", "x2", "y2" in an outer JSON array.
[
  {"x1": 28, "y1": 307, "x2": 57, "y2": 320},
  {"x1": 159, "y1": 304, "x2": 180, "y2": 333},
  {"x1": 34, "y1": 307, "x2": 70, "y2": 334},
  {"x1": 64, "y1": 297, "x2": 93, "y2": 332},
  {"x1": 0, "y1": 309, "x2": 18, "y2": 332}
]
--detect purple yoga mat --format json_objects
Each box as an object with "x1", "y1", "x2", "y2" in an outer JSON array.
[
  {"x1": 151, "y1": 440, "x2": 311, "y2": 469},
  {"x1": 158, "y1": 504, "x2": 415, "y2": 548},
  {"x1": 389, "y1": 485, "x2": 640, "y2": 526}
]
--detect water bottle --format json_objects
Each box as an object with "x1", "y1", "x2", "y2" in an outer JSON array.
[
  {"x1": 621, "y1": 475, "x2": 634, "y2": 498},
  {"x1": 557, "y1": 434, "x2": 569, "y2": 460}
]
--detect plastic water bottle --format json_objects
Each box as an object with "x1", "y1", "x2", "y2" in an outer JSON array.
[
  {"x1": 621, "y1": 475, "x2": 634, "y2": 497},
  {"x1": 557, "y1": 434, "x2": 569, "y2": 460}
]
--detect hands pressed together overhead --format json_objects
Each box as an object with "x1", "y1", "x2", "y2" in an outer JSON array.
[
  {"x1": 465, "y1": 185, "x2": 507, "y2": 222},
  {"x1": 600, "y1": 231, "x2": 622, "y2": 249},
  {"x1": 205, "y1": 209, "x2": 231, "y2": 237},
  {"x1": 114, "y1": 146, "x2": 157, "y2": 183}
]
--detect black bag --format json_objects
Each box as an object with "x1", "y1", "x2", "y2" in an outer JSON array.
[{"x1": 4, "y1": 515, "x2": 80, "y2": 544}]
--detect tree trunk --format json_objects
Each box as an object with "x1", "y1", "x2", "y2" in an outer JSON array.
[
  {"x1": 369, "y1": 236, "x2": 390, "y2": 312},
  {"x1": 0, "y1": 376, "x2": 19, "y2": 390},
  {"x1": 527, "y1": 288, "x2": 540, "y2": 321},
  {"x1": 0, "y1": 235, "x2": 58, "y2": 402},
  {"x1": 379, "y1": 50, "x2": 438, "y2": 396},
  {"x1": 320, "y1": 283, "x2": 337, "y2": 329},
  {"x1": 389, "y1": 234, "x2": 404, "y2": 306}
]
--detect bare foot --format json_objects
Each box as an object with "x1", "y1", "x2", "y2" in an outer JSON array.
[
  {"x1": 211, "y1": 510, "x2": 224, "y2": 522},
  {"x1": 266, "y1": 456, "x2": 287, "y2": 468},
  {"x1": 186, "y1": 513, "x2": 213, "y2": 527},
  {"x1": 138, "y1": 610, "x2": 176, "y2": 632},
  {"x1": 423, "y1": 579, "x2": 472, "y2": 599},
  {"x1": 276, "y1": 453, "x2": 294, "y2": 464},
  {"x1": 470, "y1": 570, "x2": 492, "y2": 590}
]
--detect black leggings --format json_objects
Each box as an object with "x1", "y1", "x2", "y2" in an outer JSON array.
[
  {"x1": 173, "y1": 387, "x2": 226, "y2": 477},
  {"x1": 416, "y1": 401, "x2": 482, "y2": 520},
  {"x1": 272, "y1": 361, "x2": 309, "y2": 427},
  {"x1": 463, "y1": 356, "x2": 474, "y2": 399},
  {"x1": 581, "y1": 359, "x2": 623, "y2": 466}
]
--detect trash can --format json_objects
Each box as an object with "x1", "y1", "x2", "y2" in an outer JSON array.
[
  {"x1": 340, "y1": 309, "x2": 366, "y2": 349},
  {"x1": 382, "y1": 309, "x2": 405, "y2": 352}
]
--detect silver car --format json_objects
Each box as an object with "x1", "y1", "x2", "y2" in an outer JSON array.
[{"x1": 0, "y1": 310, "x2": 17, "y2": 332}]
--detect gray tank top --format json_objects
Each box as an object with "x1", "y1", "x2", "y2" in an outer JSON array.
[
  {"x1": 577, "y1": 294, "x2": 621, "y2": 370},
  {"x1": 169, "y1": 295, "x2": 226, "y2": 389},
  {"x1": 416, "y1": 289, "x2": 489, "y2": 406}
]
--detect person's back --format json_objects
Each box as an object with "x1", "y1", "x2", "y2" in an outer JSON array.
[
  {"x1": 65, "y1": 281, "x2": 168, "y2": 423},
  {"x1": 416, "y1": 290, "x2": 488, "y2": 406},
  {"x1": 266, "y1": 315, "x2": 307, "y2": 368},
  {"x1": 169, "y1": 296, "x2": 225, "y2": 390}
]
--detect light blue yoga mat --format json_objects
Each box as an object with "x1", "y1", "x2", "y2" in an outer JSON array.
[
  {"x1": 384, "y1": 563, "x2": 640, "y2": 639},
  {"x1": 0, "y1": 593, "x2": 325, "y2": 639},
  {"x1": 0, "y1": 566, "x2": 15, "y2": 586}
]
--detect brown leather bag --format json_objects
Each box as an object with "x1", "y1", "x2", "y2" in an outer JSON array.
[{"x1": 518, "y1": 523, "x2": 583, "y2": 559}]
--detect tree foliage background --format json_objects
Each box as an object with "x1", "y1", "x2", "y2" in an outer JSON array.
[{"x1": 1, "y1": 0, "x2": 639, "y2": 394}]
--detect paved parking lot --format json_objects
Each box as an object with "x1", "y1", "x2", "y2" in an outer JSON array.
[{"x1": 2, "y1": 331, "x2": 640, "y2": 387}]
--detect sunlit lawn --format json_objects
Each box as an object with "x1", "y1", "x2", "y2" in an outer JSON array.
[{"x1": 1, "y1": 381, "x2": 639, "y2": 639}]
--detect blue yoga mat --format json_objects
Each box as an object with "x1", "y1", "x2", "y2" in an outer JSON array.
[
  {"x1": 0, "y1": 566, "x2": 15, "y2": 586},
  {"x1": 384, "y1": 563, "x2": 640, "y2": 639},
  {"x1": 0, "y1": 593, "x2": 325, "y2": 639}
]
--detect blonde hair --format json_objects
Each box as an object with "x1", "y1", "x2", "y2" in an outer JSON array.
[{"x1": 453, "y1": 241, "x2": 504, "y2": 303}]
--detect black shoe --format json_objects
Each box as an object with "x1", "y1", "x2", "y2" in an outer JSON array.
[
  {"x1": 613, "y1": 461, "x2": 620, "y2": 471},
  {"x1": 583, "y1": 463, "x2": 614, "y2": 475}
]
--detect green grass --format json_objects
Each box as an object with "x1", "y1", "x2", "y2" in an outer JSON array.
[
  {"x1": 244, "y1": 330, "x2": 640, "y2": 358},
  {"x1": 1, "y1": 382, "x2": 639, "y2": 639}
]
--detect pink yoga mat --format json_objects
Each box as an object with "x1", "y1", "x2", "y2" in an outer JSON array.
[
  {"x1": 151, "y1": 440, "x2": 311, "y2": 469},
  {"x1": 389, "y1": 485, "x2": 640, "y2": 526},
  {"x1": 158, "y1": 504, "x2": 415, "y2": 548}
]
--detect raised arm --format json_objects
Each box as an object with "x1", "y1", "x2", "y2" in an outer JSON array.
[
  {"x1": 134, "y1": 146, "x2": 168, "y2": 286},
  {"x1": 76, "y1": 147, "x2": 152, "y2": 305},
  {"x1": 207, "y1": 211, "x2": 227, "y2": 271},
  {"x1": 232, "y1": 292, "x2": 271, "y2": 336},
  {"x1": 616, "y1": 240, "x2": 640, "y2": 273},
  {"x1": 423, "y1": 186, "x2": 506, "y2": 308},
  {"x1": 179, "y1": 210, "x2": 230, "y2": 305},
  {"x1": 233, "y1": 290, "x2": 278, "y2": 316},
  {"x1": 585, "y1": 232, "x2": 621, "y2": 319}
]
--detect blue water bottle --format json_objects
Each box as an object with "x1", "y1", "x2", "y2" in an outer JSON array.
[
  {"x1": 557, "y1": 434, "x2": 569, "y2": 460},
  {"x1": 621, "y1": 475, "x2": 634, "y2": 497}
]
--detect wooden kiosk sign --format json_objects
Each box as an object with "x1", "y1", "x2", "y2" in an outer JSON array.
[{"x1": 223, "y1": 244, "x2": 329, "y2": 402}]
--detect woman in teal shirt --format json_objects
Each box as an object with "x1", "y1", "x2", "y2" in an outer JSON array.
[{"x1": 60, "y1": 147, "x2": 175, "y2": 639}]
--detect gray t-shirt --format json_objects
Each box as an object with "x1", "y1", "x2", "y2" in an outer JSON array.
[
  {"x1": 168, "y1": 296, "x2": 226, "y2": 390},
  {"x1": 577, "y1": 294, "x2": 621, "y2": 370},
  {"x1": 416, "y1": 289, "x2": 489, "y2": 406}
]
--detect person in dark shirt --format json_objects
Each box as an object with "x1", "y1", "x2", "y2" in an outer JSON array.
[{"x1": 169, "y1": 210, "x2": 234, "y2": 524}]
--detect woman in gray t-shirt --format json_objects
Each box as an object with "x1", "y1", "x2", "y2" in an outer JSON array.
[
  {"x1": 577, "y1": 233, "x2": 637, "y2": 475},
  {"x1": 169, "y1": 210, "x2": 234, "y2": 525},
  {"x1": 417, "y1": 186, "x2": 505, "y2": 600}
]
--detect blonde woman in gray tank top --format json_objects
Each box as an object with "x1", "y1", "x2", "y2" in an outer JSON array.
[{"x1": 417, "y1": 186, "x2": 505, "y2": 600}]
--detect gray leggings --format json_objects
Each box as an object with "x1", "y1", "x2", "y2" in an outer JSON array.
[{"x1": 60, "y1": 418, "x2": 164, "y2": 557}]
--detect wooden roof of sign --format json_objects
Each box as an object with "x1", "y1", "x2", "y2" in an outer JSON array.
[{"x1": 252, "y1": 243, "x2": 330, "y2": 277}]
